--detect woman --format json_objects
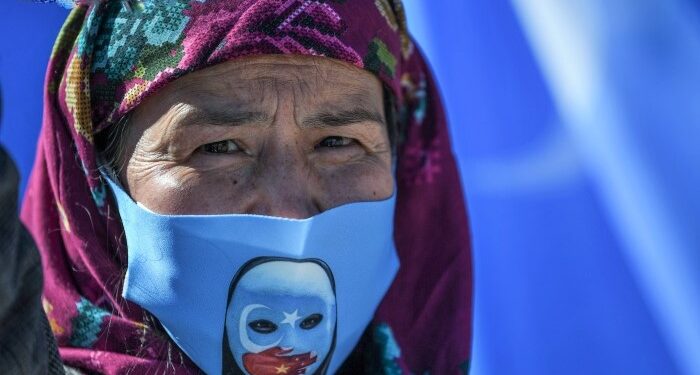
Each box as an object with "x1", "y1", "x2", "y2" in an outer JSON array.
[{"x1": 21, "y1": 0, "x2": 472, "y2": 373}]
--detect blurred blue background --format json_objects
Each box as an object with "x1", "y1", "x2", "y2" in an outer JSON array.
[{"x1": 2, "y1": 1, "x2": 699, "y2": 374}]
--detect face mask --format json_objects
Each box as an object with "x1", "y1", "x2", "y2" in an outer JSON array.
[{"x1": 104, "y1": 174, "x2": 399, "y2": 375}]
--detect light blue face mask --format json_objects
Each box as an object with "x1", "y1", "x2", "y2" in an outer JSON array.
[{"x1": 104, "y1": 174, "x2": 399, "y2": 375}]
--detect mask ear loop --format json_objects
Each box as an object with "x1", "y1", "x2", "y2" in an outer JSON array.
[{"x1": 97, "y1": 164, "x2": 131, "y2": 205}]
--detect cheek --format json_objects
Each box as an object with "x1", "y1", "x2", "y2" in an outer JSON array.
[
  {"x1": 127, "y1": 163, "x2": 254, "y2": 214},
  {"x1": 126, "y1": 152, "x2": 393, "y2": 215},
  {"x1": 315, "y1": 157, "x2": 394, "y2": 206}
]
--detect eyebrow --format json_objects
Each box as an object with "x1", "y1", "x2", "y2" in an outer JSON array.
[
  {"x1": 302, "y1": 108, "x2": 386, "y2": 128},
  {"x1": 175, "y1": 107, "x2": 270, "y2": 127}
]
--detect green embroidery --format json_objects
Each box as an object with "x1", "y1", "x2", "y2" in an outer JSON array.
[{"x1": 364, "y1": 37, "x2": 397, "y2": 78}]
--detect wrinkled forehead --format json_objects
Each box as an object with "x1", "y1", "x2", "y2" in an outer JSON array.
[
  {"x1": 233, "y1": 261, "x2": 335, "y2": 305},
  {"x1": 140, "y1": 55, "x2": 385, "y2": 114}
]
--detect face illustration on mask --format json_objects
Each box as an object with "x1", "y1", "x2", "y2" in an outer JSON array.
[{"x1": 222, "y1": 258, "x2": 337, "y2": 375}]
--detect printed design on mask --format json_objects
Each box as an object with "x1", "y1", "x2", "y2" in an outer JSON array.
[{"x1": 222, "y1": 258, "x2": 337, "y2": 375}]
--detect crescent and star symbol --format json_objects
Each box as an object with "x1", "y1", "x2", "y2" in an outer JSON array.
[{"x1": 280, "y1": 310, "x2": 301, "y2": 327}]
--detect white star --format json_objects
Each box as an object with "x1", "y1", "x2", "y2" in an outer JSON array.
[{"x1": 280, "y1": 309, "x2": 301, "y2": 327}]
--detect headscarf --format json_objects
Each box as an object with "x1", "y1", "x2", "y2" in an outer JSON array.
[{"x1": 22, "y1": 1, "x2": 472, "y2": 373}]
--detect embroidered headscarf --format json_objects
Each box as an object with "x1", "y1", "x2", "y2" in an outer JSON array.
[{"x1": 22, "y1": 1, "x2": 472, "y2": 373}]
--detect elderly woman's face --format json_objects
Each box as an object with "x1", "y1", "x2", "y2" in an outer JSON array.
[{"x1": 120, "y1": 55, "x2": 393, "y2": 218}]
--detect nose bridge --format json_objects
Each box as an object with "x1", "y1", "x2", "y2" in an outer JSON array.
[
  {"x1": 265, "y1": 154, "x2": 318, "y2": 219},
  {"x1": 279, "y1": 324, "x2": 297, "y2": 349},
  {"x1": 254, "y1": 113, "x2": 319, "y2": 219}
]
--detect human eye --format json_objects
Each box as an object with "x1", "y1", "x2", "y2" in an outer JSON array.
[
  {"x1": 198, "y1": 139, "x2": 242, "y2": 154},
  {"x1": 248, "y1": 319, "x2": 278, "y2": 334},
  {"x1": 299, "y1": 313, "x2": 323, "y2": 330},
  {"x1": 315, "y1": 136, "x2": 356, "y2": 149}
]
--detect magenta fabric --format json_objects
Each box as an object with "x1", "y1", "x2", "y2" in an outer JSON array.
[{"x1": 21, "y1": 1, "x2": 472, "y2": 373}]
